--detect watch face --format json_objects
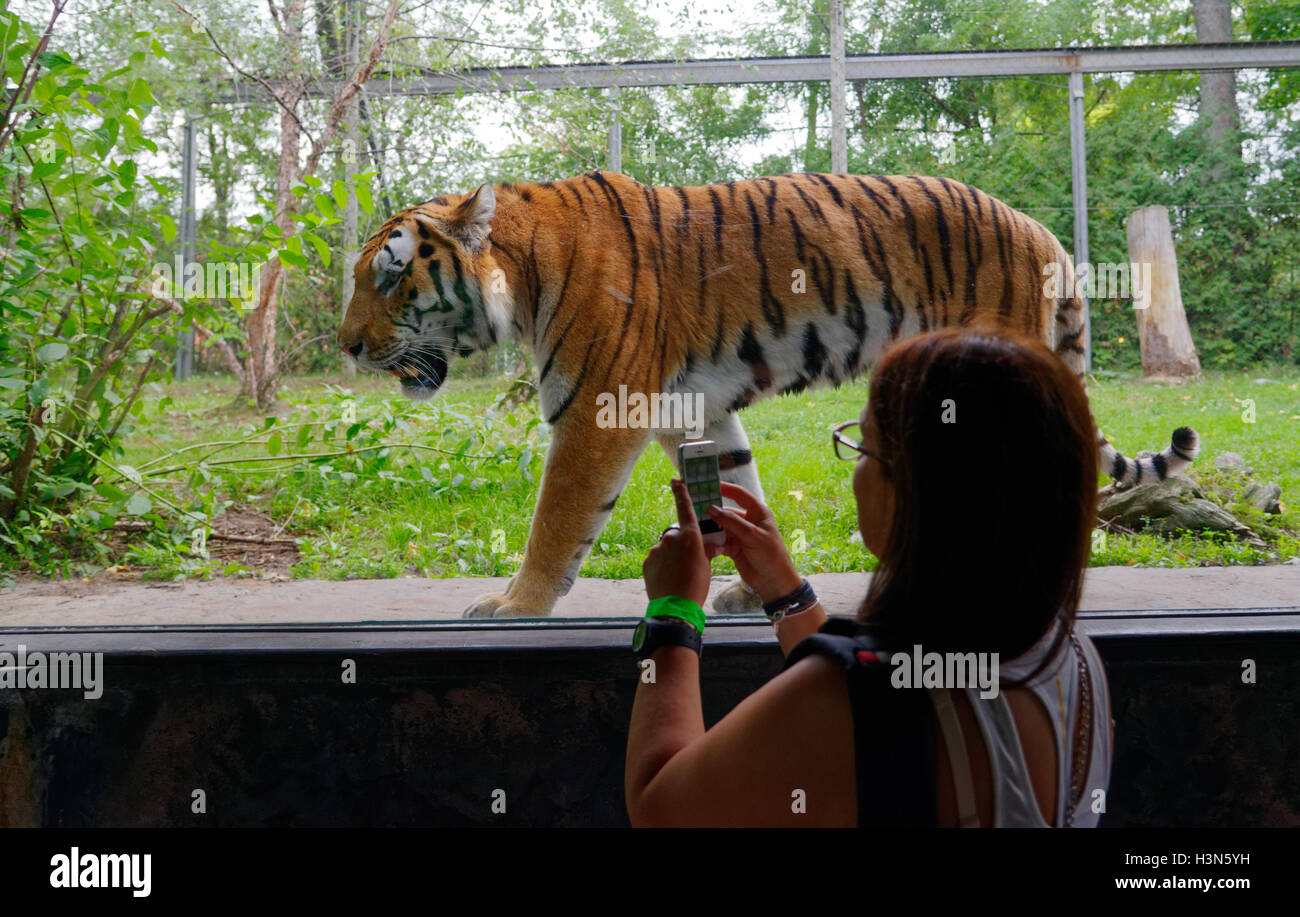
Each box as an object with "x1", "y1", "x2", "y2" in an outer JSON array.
[{"x1": 632, "y1": 619, "x2": 648, "y2": 652}]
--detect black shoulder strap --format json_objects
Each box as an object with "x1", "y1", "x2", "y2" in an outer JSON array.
[
  {"x1": 785, "y1": 623, "x2": 937, "y2": 827},
  {"x1": 783, "y1": 631, "x2": 873, "y2": 671}
]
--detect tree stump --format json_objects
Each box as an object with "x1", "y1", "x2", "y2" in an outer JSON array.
[{"x1": 1125, "y1": 205, "x2": 1201, "y2": 380}]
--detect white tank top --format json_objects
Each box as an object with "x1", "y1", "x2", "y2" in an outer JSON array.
[{"x1": 928, "y1": 621, "x2": 1113, "y2": 827}]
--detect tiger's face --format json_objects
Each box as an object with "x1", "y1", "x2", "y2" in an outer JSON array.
[{"x1": 338, "y1": 184, "x2": 504, "y2": 400}]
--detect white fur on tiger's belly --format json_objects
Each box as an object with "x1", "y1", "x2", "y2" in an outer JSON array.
[{"x1": 671, "y1": 307, "x2": 900, "y2": 421}]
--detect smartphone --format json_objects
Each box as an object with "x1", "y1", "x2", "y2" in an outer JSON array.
[{"x1": 677, "y1": 440, "x2": 726, "y2": 547}]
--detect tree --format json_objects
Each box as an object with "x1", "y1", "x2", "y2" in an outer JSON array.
[
  {"x1": 0, "y1": 7, "x2": 182, "y2": 526},
  {"x1": 1192, "y1": 0, "x2": 1241, "y2": 182},
  {"x1": 184, "y1": 0, "x2": 399, "y2": 410}
]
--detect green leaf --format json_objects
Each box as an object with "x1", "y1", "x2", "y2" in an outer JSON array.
[
  {"x1": 302, "y1": 231, "x2": 330, "y2": 267},
  {"x1": 313, "y1": 193, "x2": 335, "y2": 219},
  {"x1": 128, "y1": 77, "x2": 155, "y2": 107},
  {"x1": 158, "y1": 213, "x2": 176, "y2": 242},
  {"x1": 126, "y1": 493, "x2": 152, "y2": 516},
  {"x1": 36, "y1": 341, "x2": 68, "y2": 362},
  {"x1": 332, "y1": 179, "x2": 349, "y2": 211},
  {"x1": 0, "y1": 378, "x2": 25, "y2": 390},
  {"x1": 267, "y1": 431, "x2": 282, "y2": 456},
  {"x1": 355, "y1": 183, "x2": 373, "y2": 214},
  {"x1": 95, "y1": 483, "x2": 127, "y2": 502},
  {"x1": 276, "y1": 248, "x2": 308, "y2": 269},
  {"x1": 37, "y1": 51, "x2": 73, "y2": 70}
]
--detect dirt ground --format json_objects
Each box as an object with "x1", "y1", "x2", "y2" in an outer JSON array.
[
  {"x1": 200, "y1": 505, "x2": 301, "y2": 576},
  {"x1": 1, "y1": 565, "x2": 1297, "y2": 626}
]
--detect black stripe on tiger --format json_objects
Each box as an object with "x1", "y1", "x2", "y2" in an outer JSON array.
[
  {"x1": 745, "y1": 190, "x2": 786, "y2": 334},
  {"x1": 718, "y1": 449, "x2": 754, "y2": 470},
  {"x1": 912, "y1": 176, "x2": 955, "y2": 303},
  {"x1": 802, "y1": 323, "x2": 828, "y2": 378},
  {"x1": 805, "y1": 172, "x2": 844, "y2": 208},
  {"x1": 588, "y1": 171, "x2": 643, "y2": 380},
  {"x1": 791, "y1": 182, "x2": 828, "y2": 225},
  {"x1": 876, "y1": 176, "x2": 920, "y2": 262}
]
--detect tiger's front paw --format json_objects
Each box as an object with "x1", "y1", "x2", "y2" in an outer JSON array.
[{"x1": 462, "y1": 592, "x2": 547, "y2": 619}]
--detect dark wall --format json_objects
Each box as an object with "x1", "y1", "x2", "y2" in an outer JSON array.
[{"x1": 0, "y1": 622, "x2": 1296, "y2": 827}]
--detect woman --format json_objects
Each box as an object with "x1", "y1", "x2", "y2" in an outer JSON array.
[{"x1": 626, "y1": 329, "x2": 1113, "y2": 827}]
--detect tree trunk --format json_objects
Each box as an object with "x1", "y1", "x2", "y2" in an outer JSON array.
[
  {"x1": 1192, "y1": 0, "x2": 1241, "y2": 182},
  {"x1": 241, "y1": 84, "x2": 300, "y2": 410},
  {"x1": 209, "y1": 0, "x2": 399, "y2": 410},
  {"x1": 339, "y1": 0, "x2": 358, "y2": 378},
  {"x1": 1126, "y1": 205, "x2": 1201, "y2": 380},
  {"x1": 240, "y1": 0, "x2": 305, "y2": 411}
]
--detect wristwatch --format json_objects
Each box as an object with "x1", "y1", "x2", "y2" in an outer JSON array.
[{"x1": 633, "y1": 617, "x2": 703, "y2": 661}]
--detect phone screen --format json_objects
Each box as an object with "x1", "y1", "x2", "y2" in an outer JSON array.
[{"x1": 683, "y1": 453, "x2": 722, "y2": 526}]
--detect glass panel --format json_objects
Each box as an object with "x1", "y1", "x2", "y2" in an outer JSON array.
[{"x1": 3, "y1": 2, "x2": 1294, "y2": 631}]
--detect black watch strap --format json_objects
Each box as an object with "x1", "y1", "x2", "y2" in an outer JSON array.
[{"x1": 634, "y1": 617, "x2": 703, "y2": 660}]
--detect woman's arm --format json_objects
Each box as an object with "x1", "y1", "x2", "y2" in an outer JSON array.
[
  {"x1": 624, "y1": 643, "x2": 703, "y2": 825},
  {"x1": 628, "y1": 478, "x2": 853, "y2": 826},
  {"x1": 626, "y1": 653, "x2": 857, "y2": 827},
  {"x1": 626, "y1": 480, "x2": 715, "y2": 823},
  {"x1": 774, "y1": 602, "x2": 827, "y2": 655}
]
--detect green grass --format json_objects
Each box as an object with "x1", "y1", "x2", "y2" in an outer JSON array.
[{"x1": 54, "y1": 366, "x2": 1300, "y2": 581}]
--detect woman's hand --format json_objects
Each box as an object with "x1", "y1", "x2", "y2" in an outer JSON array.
[
  {"x1": 707, "y1": 482, "x2": 804, "y2": 604},
  {"x1": 642, "y1": 478, "x2": 712, "y2": 607}
]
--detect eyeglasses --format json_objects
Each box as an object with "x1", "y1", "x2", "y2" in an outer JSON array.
[{"x1": 832, "y1": 420, "x2": 885, "y2": 464}]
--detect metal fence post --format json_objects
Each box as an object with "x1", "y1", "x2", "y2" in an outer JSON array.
[
  {"x1": 1069, "y1": 70, "x2": 1091, "y2": 372},
  {"x1": 829, "y1": 0, "x2": 847, "y2": 174},
  {"x1": 176, "y1": 118, "x2": 197, "y2": 380},
  {"x1": 606, "y1": 86, "x2": 621, "y2": 173}
]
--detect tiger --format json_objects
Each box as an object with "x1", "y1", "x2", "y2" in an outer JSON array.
[{"x1": 338, "y1": 171, "x2": 1198, "y2": 619}]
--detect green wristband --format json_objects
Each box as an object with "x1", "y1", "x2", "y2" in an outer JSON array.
[{"x1": 645, "y1": 596, "x2": 706, "y2": 635}]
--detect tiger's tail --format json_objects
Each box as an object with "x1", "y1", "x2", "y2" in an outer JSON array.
[{"x1": 1049, "y1": 242, "x2": 1200, "y2": 485}]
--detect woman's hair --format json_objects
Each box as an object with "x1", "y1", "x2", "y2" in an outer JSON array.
[{"x1": 856, "y1": 328, "x2": 1098, "y2": 664}]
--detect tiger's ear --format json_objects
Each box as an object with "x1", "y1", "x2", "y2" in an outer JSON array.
[{"x1": 444, "y1": 183, "x2": 495, "y2": 253}]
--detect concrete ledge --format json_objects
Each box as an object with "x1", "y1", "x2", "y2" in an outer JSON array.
[{"x1": 3, "y1": 565, "x2": 1298, "y2": 626}]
